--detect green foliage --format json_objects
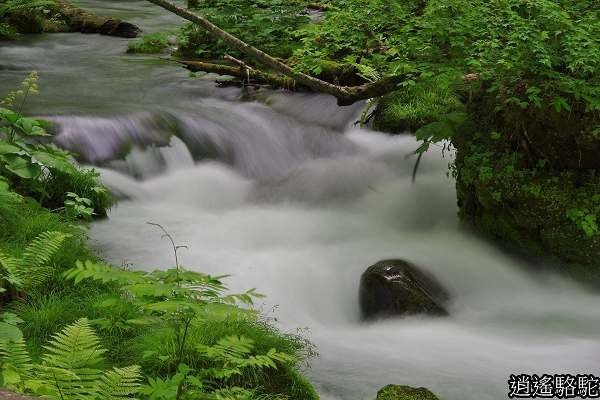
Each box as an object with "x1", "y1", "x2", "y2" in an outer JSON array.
[
  {"x1": 177, "y1": 0, "x2": 310, "y2": 59},
  {"x1": 140, "y1": 335, "x2": 295, "y2": 399},
  {"x1": 374, "y1": 72, "x2": 465, "y2": 135},
  {"x1": 0, "y1": 21, "x2": 17, "y2": 40},
  {"x1": 453, "y1": 134, "x2": 600, "y2": 265},
  {"x1": 0, "y1": 72, "x2": 112, "y2": 214},
  {"x1": 567, "y1": 207, "x2": 599, "y2": 237},
  {"x1": 292, "y1": 0, "x2": 599, "y2": 147},
  {"x1": 63, "y1": 257, "x2": 315, "y2": 399},
  {"x1": 127, "y1": 32, "x2": 171, "y2": 54},
  {"x1": 0, "y1": 230, "x2": 70, "y2": 292},
  {"x1": 0, "y1": 318, "x2": 142, "y2": 399},
  {"x1": 0, "y1": 0, "x2": 54, "y2": 36},
  {"x1": 0, "y1": 0, "x2": 54, "y2": 17}
]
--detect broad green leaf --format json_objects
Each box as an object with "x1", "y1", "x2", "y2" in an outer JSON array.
[
  {"x1": 0, "y1": 107, "x2": 19, "y2": 124},
  {"x1": 0, "y1": 143, "x2": 21, "y2": 155},
  {"x1": 1, "y1": 154, "x2": 40, "y2": 179},
  {"x1": 32, "y1": 151, "x2": 77, "y2": 173}
]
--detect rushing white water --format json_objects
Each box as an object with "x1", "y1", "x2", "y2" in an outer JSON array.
[
  {"x1": 2, "y1": 1, "x2": 600, "y2": 398},
  {"x1": 81, "y1": 108, "x2": 600, "y2": 400}
]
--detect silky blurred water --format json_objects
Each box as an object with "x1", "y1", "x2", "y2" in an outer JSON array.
[{"x1": 1, "y1": 1, "x2": 599, "y2": 399}]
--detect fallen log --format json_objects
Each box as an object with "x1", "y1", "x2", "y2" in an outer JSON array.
[
  {"x1": 181, "y1": 60, "x2": 301, "y2": 91},
  {"x1": 145, "y1": 0, "x2": 404, "y2": 105},
  {"x1": 46, "y1": 0, "x2": 141, "y2": 38}
]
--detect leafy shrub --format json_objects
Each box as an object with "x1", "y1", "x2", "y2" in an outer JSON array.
[
  {"x1": 177, "y1": 0, "x2": 310, "y2": 59},
  {"x1": 0, "y1": 72, "x2": 112, "y2": 216}
]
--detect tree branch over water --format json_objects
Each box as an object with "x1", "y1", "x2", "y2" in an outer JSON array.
[{"x1": 145, "y1": 0, "x2": 405, "y2": 105}]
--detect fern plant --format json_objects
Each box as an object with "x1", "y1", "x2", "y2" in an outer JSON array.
[
  {"x1": 64, "y1": 259, "x2": 291, "y2": 400},
  {"x1": 0, "y1": 230, "x2": 70, "y2": 293},
  {"x1": 0, "y1": 318, "x2": 142, "y2": 399},
  {"x1": 139, "y1": 336, "x2": 294, "y2": 400}
]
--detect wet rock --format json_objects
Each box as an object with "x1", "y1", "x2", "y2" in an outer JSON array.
[
  {"x1": 97, "y1": 20, "x2": 141, "y2": 38},
  {"x1": 376, "y1": 385, "x2": 440, "y2": 400},
  {"x1": 359, "y1": 259, "x2": 449, "y2": 319}
]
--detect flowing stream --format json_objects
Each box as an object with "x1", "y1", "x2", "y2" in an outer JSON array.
[{"x1": 2, "y1": 1, "x2": 600, "y2": 399}]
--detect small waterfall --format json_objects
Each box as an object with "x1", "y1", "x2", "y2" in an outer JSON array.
[{"x1": 49, "y1": 98, "x2": 361, "y2": 182}]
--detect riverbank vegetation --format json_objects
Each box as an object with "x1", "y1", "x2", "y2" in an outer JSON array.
[{"x1": 0, "y1": 74, "x2": 317, "y2": 399}]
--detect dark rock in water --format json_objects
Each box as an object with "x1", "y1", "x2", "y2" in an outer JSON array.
[
  {"x1": 359, "y1": 259, "x2": 449, "y2": 319},
  {"x1": 98, "y1": 20, "x2": 141, "y2": 38},
  {"x1": 376, "y1": 385, "x2": 440, "y2": 400}
]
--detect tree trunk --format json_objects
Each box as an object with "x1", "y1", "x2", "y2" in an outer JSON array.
[{"x1": 145, "y1": 0, "x2": 404, "y2": 105}]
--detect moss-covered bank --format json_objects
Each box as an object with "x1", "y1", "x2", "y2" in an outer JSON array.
[{"x1": 452, "y1": 86, "x2": 600, "y2": 270}]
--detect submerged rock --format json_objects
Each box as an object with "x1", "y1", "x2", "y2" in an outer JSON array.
[
  {"x1": 376, "y1": 385, "x2": 440, "y2": 400},
  {"x1": 359, "y1": 259, "x2": 449, "y2": 319}
]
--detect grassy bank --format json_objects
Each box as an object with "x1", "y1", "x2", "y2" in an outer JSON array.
[{"x1": 0, "y1": 74, "x2": 317, "y2": 399}]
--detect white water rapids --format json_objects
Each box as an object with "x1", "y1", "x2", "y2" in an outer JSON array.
[
  {"x1": 85, "y1": 113, "x2": 600, "y2": 400},
  {"x1": 1, "y1": 1, "x2": 599, "y2": 398}
]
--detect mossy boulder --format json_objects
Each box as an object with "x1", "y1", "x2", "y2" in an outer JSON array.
[
  {"x1": 376, "y1": 385, "x2": 440, "y2": 400},
  {"x1": 359, "y1": 260, "x2": 449, "y2": 320}
]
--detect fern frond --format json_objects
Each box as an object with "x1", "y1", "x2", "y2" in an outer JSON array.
[
  {"x1": 22, "y1": 231, "x2": 69, "y2": 269},
  {"x1": 64, "y1": 260, "x2": 144, "y2": 285},
  {"x1": 97, "y1": 365, "x2": 142, "y2": 400},
  {"x1": 0, "y1": 251, "x2": 22, "y2": 287},
  {"x1": 41, "y1": 318, "x2": 106, "y2": 399},
  {"x1": 13, "y1": 231, "x2": 70, "y2": 288},
  {"x1": 0, "y1": 337, "x2": 33, "y2": 377}
]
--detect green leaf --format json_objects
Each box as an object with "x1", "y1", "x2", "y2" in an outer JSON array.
[
  {"x1": 1, "y1": 154, "x2": 40, "y2": 179},
  {"x1": 0, "y1": 107, "x2": 19, "y2": 124},
  {"x1": 15, "y1": 117, "x2": 49, "y2": 137},
  {"x1": 0, "y1": 143, "x2": 21, "y2": 155},
  {"x1": 32, "y1": 151, "x2": 77, "y2": 173}
]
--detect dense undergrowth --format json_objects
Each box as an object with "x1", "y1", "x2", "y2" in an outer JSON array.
[{"x1": 0, "y1": 75, "x2": 317, "y2": 399}]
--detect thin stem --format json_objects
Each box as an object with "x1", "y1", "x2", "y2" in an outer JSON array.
[{"x1": 147, "y1": 221, "x2": 188, "y2": 282}]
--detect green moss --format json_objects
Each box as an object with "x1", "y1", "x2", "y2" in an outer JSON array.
[
  {"x1": 127, "y1": 32, "x2": 170, "y2": 54},
  {"x1": 454, "y1": 113, "x2": 600, "y2": 268},
  {"x1": 376, "y1": 384, "x2": 440, "y2": 400},
  {"x1": 373, "y1": 73, "x2": 464, "y2": 133}
]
